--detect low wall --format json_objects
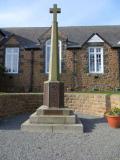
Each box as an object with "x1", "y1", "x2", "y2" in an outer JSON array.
[
  {"x1": 110, "y1": 94, "x2": 120, "y2": 108},
  {"x1": 0, "y1": 93, "x2": 43, "y2": 117},
  {"x1": 65, "y1": 93, "x2": 109, "y2": 116},
  {"x1": 0, "y1": 93, "x2": 119, "y2": 117}
]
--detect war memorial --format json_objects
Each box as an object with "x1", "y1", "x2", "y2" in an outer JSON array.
[{"x1": 21, "y1": 4, "x2": 83, "y2": 133}]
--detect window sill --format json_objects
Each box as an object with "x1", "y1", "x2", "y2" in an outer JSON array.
[
  {"x1": 87, "y1": 73, "x2": 104, "y2": 77},
  {"x1": 88, "y1": 72, "x2": 104, "y2": 75},
  {"x1": 4, "y1": 72, "x2": 19, "y2": 75}
]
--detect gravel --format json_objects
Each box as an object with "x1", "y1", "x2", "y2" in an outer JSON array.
[{"x1": 0, "y1": 113, "x2": 120, "y2": 160}]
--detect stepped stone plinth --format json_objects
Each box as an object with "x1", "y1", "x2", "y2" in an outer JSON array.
[{"x1": 21, "y1": 106, "x2": 83, "y2": 133}]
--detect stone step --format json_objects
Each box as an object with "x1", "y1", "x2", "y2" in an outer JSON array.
[
  {"x1": 36, "y1": 107, "x2": 74, "y2": 116},
  {"x1": 29, "y1": 113, "x2": 76, "y2": 124},
  {"x1": 21, "y1": 120, "x2": 83, "y2": 133}
]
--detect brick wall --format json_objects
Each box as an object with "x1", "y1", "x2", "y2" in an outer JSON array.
[{"x1": 0, "y1": 93, "x2": 115, "y2": 117}]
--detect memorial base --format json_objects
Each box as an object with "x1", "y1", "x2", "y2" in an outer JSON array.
[{"x1": 21, "y1": 106, "x2": 83, "y2": 133}]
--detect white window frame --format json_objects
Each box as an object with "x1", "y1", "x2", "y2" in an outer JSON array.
[
  {"x1": 5, "y1": 47, "x2": 19, "y2": 74},
  {"x1": 88, "y1": 47, "x2": 104, "y2": 74},
  {"x1": 45, "y1": 39, "x2": 62, "y2": 74}
]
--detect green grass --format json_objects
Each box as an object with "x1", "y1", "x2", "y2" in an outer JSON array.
[
  {"x1": 0, "y1": 91, "x2": 120, "y2": 96},
  {"x1": 65, "y1": 91, "x2": 120, "y2": 95},
  {"x1": 0, "y1": 92, "x2": 43, "y2": 95}
]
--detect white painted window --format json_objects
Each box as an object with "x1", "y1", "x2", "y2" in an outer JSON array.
[
  {"x1": 89, "y1": 47, "x2": 104, "y2": 74},
  {"x1": 5, "y1": 47, "x2": 19, "y2": 74},
  {"x1": 45, "y1": 39, "x2": 62, "y2": 73}
]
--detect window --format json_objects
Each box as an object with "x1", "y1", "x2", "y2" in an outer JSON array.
[
  {"x1": 5, "y1": 47, "x2": 19, "y2": 74},
  {"x1": 45, "y1": 39, "x2": 62, "y2": 73},
  {"x1": 89, "y1": 47, "x2": 103, "y2": 74}
]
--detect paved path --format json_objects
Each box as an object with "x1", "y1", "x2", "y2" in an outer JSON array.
[{"x1": 0, "y1": 113, "x2": 120, "y2": 160}]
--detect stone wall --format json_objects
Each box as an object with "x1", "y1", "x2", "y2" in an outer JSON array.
[
  {"x1": 0, "y1": 93, "x2": 43, "y2": 117},
  {"x1": 65, "y1": 93, "x2": 109, "y2": 116},
  {"x1": 0, "y1": 36, "x2": 120, "y2": 92},
  {"x1": 75, "y1": 43, "x2": 120, "y2": 91},
  {"x1": 110, "y1": 94, "x2": 120, "y2": 108},
  {"x1": 0, "y1": 93, "x2": 118, "y2": 118}
]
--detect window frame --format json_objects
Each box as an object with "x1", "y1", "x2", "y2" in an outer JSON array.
[
  {"x1": 88, "y1": 47, "x2": 104, "y2": 74},
  {"x1": 45, "y1": 39, "x2": 62, "y2": 74},
  {"x1": 5, "y1": 47, "x2": 19, "y2": 74}
]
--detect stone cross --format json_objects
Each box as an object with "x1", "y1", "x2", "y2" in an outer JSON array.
[
  {"x1": 49, "y1": 4, "x2": 61, "y2": 81},
  {"x1": 50, "y1": 4, "x2": 61, "y2": 22}
]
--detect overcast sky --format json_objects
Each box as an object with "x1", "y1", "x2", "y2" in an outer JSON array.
[{"x1": 0, "y1": 0, "x2": 120, "y2": 27}]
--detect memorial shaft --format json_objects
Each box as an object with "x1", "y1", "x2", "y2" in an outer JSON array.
[
  {"x1": 49, "y1": 4, "x2": 61, "y2": 81},
  {"x1": 43, "y1": 4, "x2": 64, "y2": 108}
]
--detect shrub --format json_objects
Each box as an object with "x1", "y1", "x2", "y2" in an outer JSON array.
[{"x1": 107, "y1": 107, "x2": 120, "y2": 116}]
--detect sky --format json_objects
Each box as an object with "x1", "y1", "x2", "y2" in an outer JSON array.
[{"x1": 0, "y1": 0, "x2": 120, "y2": 27}]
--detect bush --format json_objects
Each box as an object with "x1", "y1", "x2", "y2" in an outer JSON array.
[{"x1": 107, "y1": 107, "x2": 120, "y2": 116}]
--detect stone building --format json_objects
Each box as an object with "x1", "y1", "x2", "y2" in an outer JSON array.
[{"x1": 0, "y1": 25, "x2": 120, "y2": 92}]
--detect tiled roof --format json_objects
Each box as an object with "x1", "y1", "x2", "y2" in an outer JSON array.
[{"x1": 1, "y1": 25, "x2": 120, "y2": 48}]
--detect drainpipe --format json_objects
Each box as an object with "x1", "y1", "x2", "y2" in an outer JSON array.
[
  {"x1": 29, "y1": 49, "x2": 34, "y2": 92},
  {"x1": 118, "y1": 49, "x2": 120, "y2": 88},
  {"x1": 72, "y1": 49, "x2": 77, "y2": 90}
]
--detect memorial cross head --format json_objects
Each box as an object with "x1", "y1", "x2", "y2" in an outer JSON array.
[{"x1": 50, "y1": 4, "x2": 61, "y2": 22}]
